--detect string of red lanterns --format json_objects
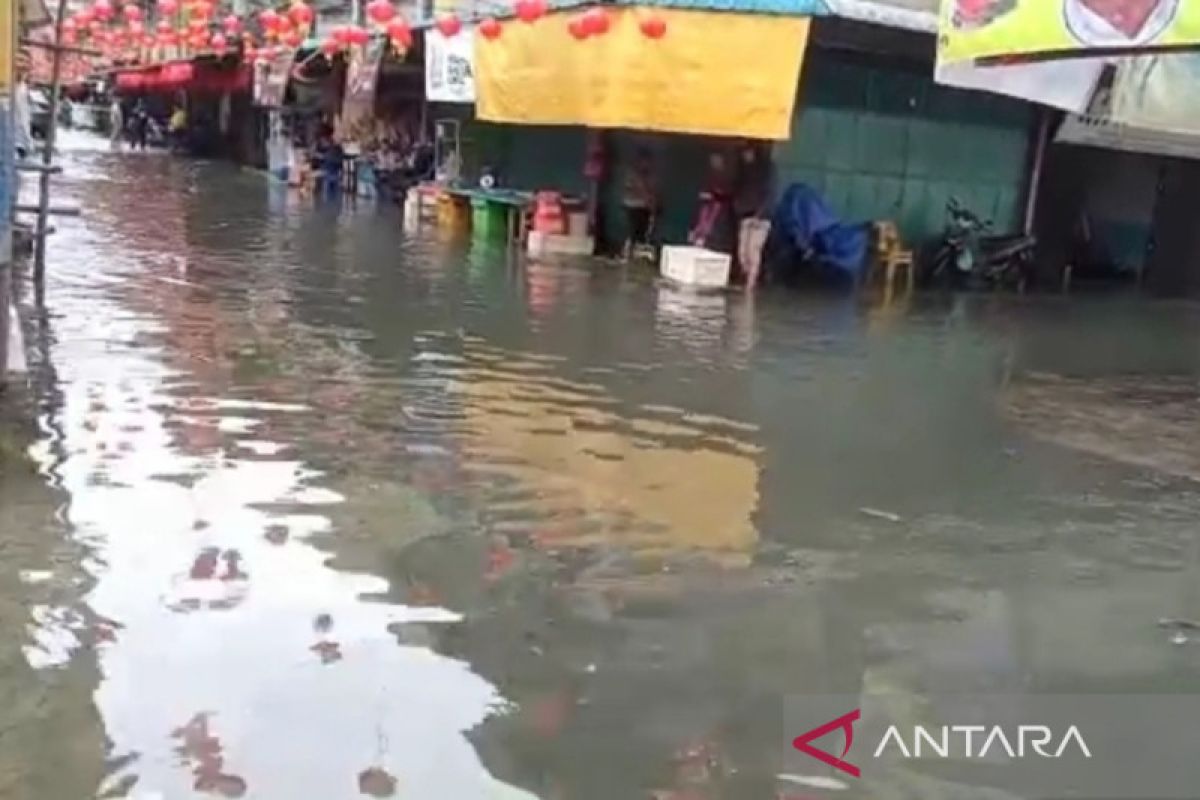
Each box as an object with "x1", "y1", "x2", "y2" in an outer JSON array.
[{"x1": 63, "y1": 0, "x2": 670, "y2": 77}]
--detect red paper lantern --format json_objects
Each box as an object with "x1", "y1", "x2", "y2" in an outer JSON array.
[
  {"x1": 211, "y1": 31, "x2": 227, "y2": 51},
  {"x1": 282, "y1": 29, "x2": 303, "y2": 47},
  {"x1": 188, "y1": 17, "x2": 205, "y2": 28},
  {"x1": 567, "y1": 16, "x2": 588, "y2": 40},
  {"x1": 127, "y1": 19, "x2": 144, "y2": 33},
  {"x1": 157, "y1": 0, "x2": 178, "y2": 14},
  {"x1": 366, "y1": 0, "x2": 394, "y2": 25},
  {"x1": 258, "y1": 8, "x2": 280, "y2": 30},
  {"x1": 93, "y1": 0, "x2": 115, "y2": 20},
  {"x1": 222, "y1": 13, "x2": 240, "y2": 32},
  {"x1": 123, "y1": 4, "x2": 143, "y2": 21},
  {"x1": 639, "y1": 14, "x2": 666, "y2": 38},
  {"x1": 345, "y1": 24, "x2": 369, "y2": 45},
  {"x1": 479, "y1": 16, "x2": 502, "y2": 39},
  {"x1": 581, "y1": 7, "x2": 609, "y2": 36},
  {"x1": 435, "y1": 13, "x2": 460, "y2": 37},
  {"x1": 190, "y1": 0, "x2": 214, "y2": 19},
  {"x1": 515, "y1": 0, "x2": 545, "y2": 24},
  {"x1": 319, "y1": 36, "x2": 339, "y2": 56},
  {"x1": 384, "y1": 18, "x2": 410, "y2": 47},
  {"x1": 288, "y1": 1, "x2": 313, "y2": 26}
]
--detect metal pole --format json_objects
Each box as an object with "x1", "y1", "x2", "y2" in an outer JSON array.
[
  {"x1": 1023, "y1": 109, "x2": 1052, "y2": 236},
  {"x1": 32, "y1": 0, "x2": 69, "y2": 284}
]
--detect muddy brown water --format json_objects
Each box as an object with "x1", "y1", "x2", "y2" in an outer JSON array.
[{"x1": 2, "y1": 133, "x2": 1200, "y2": 799}]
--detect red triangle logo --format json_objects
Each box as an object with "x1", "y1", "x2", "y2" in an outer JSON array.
[{"x1": 792, "y1": 709, "x2": 861, "y2": 778}]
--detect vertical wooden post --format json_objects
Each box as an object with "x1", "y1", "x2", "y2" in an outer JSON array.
[{"x1": 31, "y1": 0, "x2": 68, "y2": 284}]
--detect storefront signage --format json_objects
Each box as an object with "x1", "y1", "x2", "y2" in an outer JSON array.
[
  {"x1": 939, "y1": 0, "x2": 1200, "y2": 63},
  {"x1": 425, "y1": 25, "x2": 475, "y2": 103},
  {"x1": 253, "y1": 46, "x2": 295, "y2": 108},
  {"x1": 341, "y1": 36, "x2": 385, "y2": 128}
]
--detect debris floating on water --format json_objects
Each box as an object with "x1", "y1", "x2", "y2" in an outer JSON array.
[
  {"x1": 858, "y1": 507, "x2": 902, "y2": 523},
  {"x1": 1158, "y1": 618, "x2": 1200, "y2": 631}
]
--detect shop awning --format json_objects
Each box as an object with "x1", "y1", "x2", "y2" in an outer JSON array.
[
  {"x1": 474, "y1": 7, "x2": 810, "y2": 139},
  {"x1": 113, "y1": 60, "x2": 250, "y2": 93}
]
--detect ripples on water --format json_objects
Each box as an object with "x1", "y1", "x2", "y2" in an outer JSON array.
[{"x1": 1, "y1": 133, "x2": 1200, "y2": 798}]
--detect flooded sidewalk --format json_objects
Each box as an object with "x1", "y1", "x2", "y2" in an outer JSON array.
[{"x1": 2, "y1": 134, "x2": 1200, "y2": 799}]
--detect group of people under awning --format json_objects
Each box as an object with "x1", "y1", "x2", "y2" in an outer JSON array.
[{"x1": 617, "y1": 141, "x2": 776, "y2": 288}]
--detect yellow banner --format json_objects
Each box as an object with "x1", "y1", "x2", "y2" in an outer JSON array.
[
  {"x1": 474, "y1": 8, "x2": 809, "y2": 140},
  {"x1": 1, "y1": 0, "x2": 12, "y2": 90},
  {"x1": 939, "y1": 0, "x2": 1200, "y2": 63}
]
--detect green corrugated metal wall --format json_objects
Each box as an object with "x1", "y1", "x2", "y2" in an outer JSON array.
[{"x1": 777, "y1": 50, "x2": 1034, "y2": 243}]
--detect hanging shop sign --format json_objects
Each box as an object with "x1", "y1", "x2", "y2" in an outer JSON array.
[
  {"x1": 475, "y1": 8, "x2": 808, "y2": 139},
  {"x1": 253, "y1": 46, "x2": 295, "y2": 107},
  {"x1": 341, "y1": 36, "x2": 385, "y2": 128},
  {"x1": 425, "y1": 24, "x2": 475, "y2": 103},
  {"x1": 938, "y1": 0, "x2": 1200, "y2": 63}
]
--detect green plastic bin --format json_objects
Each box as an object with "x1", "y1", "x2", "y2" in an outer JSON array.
[{"x1": 471, "y1": 198, "x2": 508, "y2": 238}]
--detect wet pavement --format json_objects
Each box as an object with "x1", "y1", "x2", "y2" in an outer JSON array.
[{"x1": 2, "y1": 133, "x2": 1200, "y2": 799}]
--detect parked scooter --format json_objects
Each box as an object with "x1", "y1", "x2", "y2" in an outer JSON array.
[{"x1": 927, "y1": 198, "x2": 1035, "y2": 290}]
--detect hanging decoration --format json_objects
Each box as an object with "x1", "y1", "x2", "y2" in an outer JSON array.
[
  {"x1": 479, "y1": 16, "x2": 502, "y2": 39},
  {"x1": 258, "y1": 8, "x2": 281, "y2": 37},
  {"x1": 123, "y1": 3, "x2": 143, "y2": 21},
  {"x1": 346, "y1": 24, "x2": 370, "y2": 46},
  {"x1": 93, "y1": 0, "x2": 115, "y2": 21},
  {"x1": 288, "y1": 0, "x2": 313, "y2": 29},
  {"x1": 435, "y1": 13, "x2": 461, "y2": 37},
  {"x1": 567, "y1": 15, "x2": 588, "y2": 39},
  {"x1": 157, "y1": 0, "x2": 178, "y2": 15},
  {"x1": 582, "y1": 7, "x2": 610, "y2": 36},
  {"x1": 385, "y1": 17, "x2": 411, "y2": 49},
  {"x1": 515, "y1": 0, "x2": 546, "y2": 24},
  {"x1": 366, "y1": 0, "x2": 394, "y2": 26},
  {"x1": 639, "y1": 14, "x2": 667, "y2": 39},
  {"x1": 282, "y1": 28, "x2": 304, "y2": 48},
  {"x1": 222, "y1": 13, "x2": 241, "y2": 34},
  {"x1": 212, "y1": 31, "x2": 227, "y2": 53}
]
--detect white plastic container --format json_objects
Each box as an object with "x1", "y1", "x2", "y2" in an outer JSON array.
[{"x1": 660, "y1": 246, "x2": 731, "y2": 288}]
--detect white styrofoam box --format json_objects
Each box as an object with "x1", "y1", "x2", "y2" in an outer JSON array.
[
  {"x1": 527, "y1": 231, "x2": 595, "y2": 257},
  {"x1": 660, "y1": 246, "x2": 731, "y2": 288}
]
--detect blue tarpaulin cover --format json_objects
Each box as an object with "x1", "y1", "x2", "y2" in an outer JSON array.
[{"x1": 769, "y1": 183, "x2": 870, "y2": 282}]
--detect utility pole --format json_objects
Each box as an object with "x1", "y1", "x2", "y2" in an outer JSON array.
[{"x1": 31, "y1": 0, "x2": 69, "y2": 285}]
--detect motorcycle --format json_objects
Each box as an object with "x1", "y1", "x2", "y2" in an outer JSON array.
[{"x1": 927, "y1": 198, "x2": 1036, "y2": 291}]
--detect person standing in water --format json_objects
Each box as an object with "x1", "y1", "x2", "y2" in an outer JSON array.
[
  {"x1": 621, "y1": 148, "x2": 658, "y2": 260},
  {"x1": 733, "y1": 142, "x2": 775, "y2": 288},
  {"x1": 109, "y1": 99, "x2": 124, "y2": 149}
]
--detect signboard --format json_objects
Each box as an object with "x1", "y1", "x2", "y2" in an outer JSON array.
[
  {"x1": 253, "y1": 46, "x2": 295, "y2": 107},
  {"x1": 425, "y1": 25, "x2": 475, "y2": 103},
  {"x1": 341, "y1": 36, "x2": 385, "y2": 130},
  {"x1": 1, "y1": 0, "x2": 12, "y2": 91},
  {"x1": 939, "y1": 0, "x2": 1200, "y2": 63}
]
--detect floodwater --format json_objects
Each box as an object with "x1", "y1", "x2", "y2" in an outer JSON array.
[{"x1": 2, "y1": 133, "x2": 1200, "y2": 799}]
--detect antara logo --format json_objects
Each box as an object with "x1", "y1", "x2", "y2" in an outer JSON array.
[{"x1": 793, "y1": 710, "x2": 1092, "y2": 778}]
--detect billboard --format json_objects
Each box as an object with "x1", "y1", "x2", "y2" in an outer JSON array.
[{"x1": 939, "y1": 0, "x2": 1200, "y2": 63}]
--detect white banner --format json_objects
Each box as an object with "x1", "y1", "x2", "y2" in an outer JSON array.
[
  {"x1": 425, "y1": 25, "x2": 475, "y2": 103},
  {"x1": 935, "y1": 58, "x2": 1103, "y2": 114},
  {"x1": 1057, "y1": 113, "x2": 1200, "y2": 160}
]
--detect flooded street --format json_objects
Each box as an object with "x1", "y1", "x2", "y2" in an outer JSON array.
[{"x1": 3, "y1": 133, "x2": 1200, "y2": 799}]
